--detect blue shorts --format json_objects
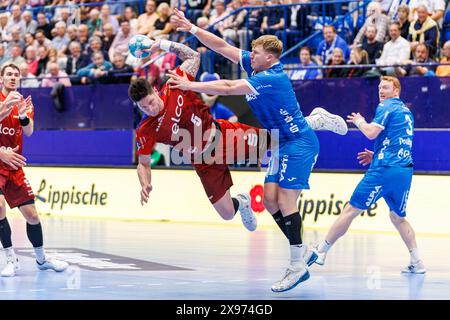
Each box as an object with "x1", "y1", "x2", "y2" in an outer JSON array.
[
  {"x1": 265, "y1": 128, "x2": 319, "y2": 190},
  {"x1": 350, "y1": 166, "x2": 413, "y2": 217}
]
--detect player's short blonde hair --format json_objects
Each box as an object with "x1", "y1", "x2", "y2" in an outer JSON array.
[
  {"x1": 380, "y1": 76, "x2": 401, "y2": 94},
  {"x1": 251, "y1": 35, "x2": 283, "y2": 59}
]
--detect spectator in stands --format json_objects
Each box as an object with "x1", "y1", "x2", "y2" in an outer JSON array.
[
  {"x1": 87, "y1": 9, "x2": 102, "y2": 37},
  {"x1": 377, "y1": 22, "x2": 411, "y2": 75},
  {"x1": 36, "y1": 12, "x2": 53, "y2": 39},
  {"x1": 58, "y1": 7, "x2": 72, "y2": 27},
  {"x1": 209, "y1": 0, "x2": 229, "y2": 35},
  {"x1": 376, "y1": 0, "x2": 393, "y2": 14},
  {"x1": 0, "y1": 13, "x2": 10, "y2": 42},
  {"x1": 316, "y1": 25, "x2": 350, "y2": 65},
  {"x1": 22, "y1": 10, "x2": 37, "y2": 35},
  {"x1": 222, "y1": 0, "x2": 247, "y2": 47},
  {"x1": 35, "y1": 30, "x2": 52, "y2": 49},
  {"x1": 288, "y1": 46, "x2": 322, "y2": 80},
  {"x1": 120, "y1": 6, "x2": 138, "y2": 32},
  {"x1": 24, "y1": 32, "x2": 37, "y2": 49},
  {"x1": 42, "y1": 61, "x2": 72, "y2": 87},
  {"x1": 7, "y1": 27, "x2": 25, "y2": 53},
  {"x1": 78, "y1": 24, "x2": 90, "y2": 53},
  {"x1": 65, "y1": 41, "x2": 90, "y2": 84},
  {"x1": 5, "y1": 44, "x2": 25, "y2": 67},
  {"x1": 52, "y1": 21, "x2": 70, "y2": 57},
  {"x1": 101, "y1": 4, "x2": 119, "y2": 34},
  {"x1": 150, "y1": 2, "x2": 174, "y2": 39},
  {"x1": 199, "y1": 72, "x2": 238, "y2": 122},
  {"x1": 0, "y1": 44, "x2": 10, "y2": 66},
  {"x1": 67, "y1": 25, "x2": 79, "y2": 44},
  {"x1": 408, "y1": 5, "x2": 439, "y2": 57},
  {"x1": 47, "y1": 47, "x2": 66, "y2": 72},
  {"x1": 136, "y1": 0, "x2": 158, "y2": 36},
  {"x1": 260, "y1": 0, "x2": 285, "y2": 35},
  {"x1": 436, "y1": 40, "x2": 450, "y2": 76},
  {"x1": 409, "y1": 0, "x2": 445, "y2": 28},
  {"x1": 396, "y1": 43, "x2": 437, "y2": 76},
  {"x1": 346, "y1": 47, "x2": 370, "y2": 78},
  {"x1": 353, "y1": 1, "x2": 389, "y2": 47},
  {"x1": 6, "y1": 5, "x2": 23, "y2": 36},
  {"x1": 19, "y1": 62, "x2": 40, "y2": 88},
  {"x1": 396, "y1": 5, "x2": 410, "y2": 39},
  {"x1": 77, "y1": 51, "x2": 113, "y2": 84},
  {"x1": 107, "y1": 53, "x2": 135, "y2": 84},
  {"x1": 101, "y1": 23, "x2": 115, "y2": 52},
  {"x1": 237, "y1": 5, "x2": 262, "y2": 50},
  {"x1": 87, "y1": 36, "x2": 109, "y2": 61},
  {"x1": 109, "y1": 20, "x2": 132, "y2": 61},
  {"x1": 186, "y1": 0, "x2": 212, "y2": 24},
  {"x1": 25, "y1": 46, "x2": 39, "y2": 75},
  {"x1": 325, "y1": 48, "x2": 348, "y2": 78},
  {"x1": 361, "y1": 25, "x2": 384, "y2": 64},
  {"x1": 36, "y1": 46, "x2": 49, "y2": 76}
]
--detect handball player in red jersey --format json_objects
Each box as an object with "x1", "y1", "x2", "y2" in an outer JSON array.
[{"x1": 0, "y1": 64, "x2": 68, "y2": 277}]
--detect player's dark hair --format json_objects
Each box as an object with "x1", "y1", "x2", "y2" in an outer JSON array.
[
  {"x1": 1, "y1": 64, "x2": 20, "y2": 76},
  {"x1": 128, "y1": 78, "x2": 153, "y2": 102}
]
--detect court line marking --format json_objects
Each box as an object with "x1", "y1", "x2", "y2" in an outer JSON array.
[
  {"x1": 29, "y1": 289, "x2": 46, "y2": 292},
  {"x1": 118, "y1": 284, "x2": 135, "y2": 287},
  {"x1": 88, "y1": 286, "x2": 106, "y2": 289},
  {"x1": 0, "y1": 290, "x2": 17, "y2": 293}
]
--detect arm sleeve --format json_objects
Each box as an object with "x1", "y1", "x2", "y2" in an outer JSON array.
[
  {"x1": 371, "y1": 104, "x2": 390, "y2": 129},
  {"x1": 136, "y1": 127, "x2": 156, "y2": 156}
]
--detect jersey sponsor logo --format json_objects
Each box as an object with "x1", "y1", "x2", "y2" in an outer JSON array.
[
  {"x1": 155, "y1": 110, "x2": 167, "y2": 133},
  {"x1": 255, "y1": 84, "x2": 272, "y2": 90},
  {"x1": 171, "y1": 94, "x2": 185, "y2": 135},
  {"x1": 287, "y1": 177, "x2": 297, "y2": 182},
  {"x1": 280, "y1": 109, "x2": 299, "y2": 133},
  {"x1": 279, "y1": 155, "x2": 289, "y2": 182},
  {"x1": 245, "y1": 93, "x2": 257, "y2": 101},
  {"x1": 0, "y1": 124, "x2": 21, "y2": 136},
  {"x1": 397, "y1": 148, "x2": 411, "y2": 159},
  {"x1": 399, "y1": 137, "x2": 412, "y2": 147},
  {"x1": 378, "y1": 137, "x2": 390, "y2": 160}
]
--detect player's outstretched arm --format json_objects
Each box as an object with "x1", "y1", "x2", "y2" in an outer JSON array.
[
  {"x1": 145, "y1": 39, "x2": 200, "y2": 78},
  {"x1": 347, "y1": 112, "x2": 383, "y2": 140},
  {"x1": 171, "y1": 8, "x2": 240, "y2": 64},
  {"x1": 137, "y1": 155, "x2": 153, "y2": 206},
  {"x1": 168, "y1": 70, "x2": 253, "y2": 96}
]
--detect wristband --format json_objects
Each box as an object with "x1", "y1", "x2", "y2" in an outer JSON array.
[
  {"x1": 20, "y1": 116, "x2": 30, "y2": 127},
  {"x1": 354, "y1": 118, "x2": 366, "y2": 129},
  {"x1": 189, "y1": 25, "x2": 198, "y2": 35},
  {"x1": 19, "y1": 113, "x2": 27, "y2": 120},
  {"x1": 159, "y1": 39, "x2": 172, "y2": 52}
]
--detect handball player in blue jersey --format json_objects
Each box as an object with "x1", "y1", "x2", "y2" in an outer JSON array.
[
  {"x1": 313, "y1": 76, "x2": 426, "y2": 274},
  {"x1": 169, "y1": 9, "x2": 348, "y2": 292}
]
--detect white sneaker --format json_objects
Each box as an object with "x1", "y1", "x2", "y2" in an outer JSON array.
[
  {"x1": 401, "y1": 260, "x2": 426, "y2": 274},
  {"x1": 1, "y1": 255, "x2": 20, "y2": 277},
  {"x1": 312, "y1": 246, "x2": 327, "y2": 266},
  {"x1": 271, "y1": 266, "x2": 310, "y2": 292},
  {"x1": 303, "y1": 246, "x2": 318, "y2": 267},
  {"x1": 36, "y1": 257, "x2": 69, "y2": 272},
  {"x1": 235, "y1": 193, "x2": 257, "y2": 232},
  {"x1": 310, "y1": 107, "x2": 348, "y2": 135}
]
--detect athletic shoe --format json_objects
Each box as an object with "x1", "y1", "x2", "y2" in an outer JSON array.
[
  {"x1": 271, "y1": 266, "x2": 310, "y2": 292},
  {"x1": 312, "y1": 246, "x2": 327, "y2": 266},
  {"x1": 303, "y1": 246, "x2": 318, "y2": 267},
  {"x1": 401, "y1": 261, "x2": 426, "y2": 274},
  {"x1": 310, "y1": 107, "x2": 348, "y2": 135},
  {"x1": 236, "y1": 193, "x2": 257, "y2": 232},
  {"x1": 36, "y1": 258, "x2": 69, "y2": 272},
  {"x1": 1, "y1": 255, "x2": 20, "y2": 277}
]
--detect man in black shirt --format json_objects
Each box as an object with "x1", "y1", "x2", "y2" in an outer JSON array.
[{"x1": 361, "y1": 25, "x2": 383, "y2": 64}]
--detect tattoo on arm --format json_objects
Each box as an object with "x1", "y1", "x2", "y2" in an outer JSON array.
[{"x1": 170, "y1": 42, "x2": 200, "y2": 77}]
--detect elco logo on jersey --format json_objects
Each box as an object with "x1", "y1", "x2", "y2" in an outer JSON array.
[
  {"x1": 171, "y1": 94, "x2": 185, "y2": 135},
  {"x1": 0, "y1": 124, "x2": 21, "y2": 136}
]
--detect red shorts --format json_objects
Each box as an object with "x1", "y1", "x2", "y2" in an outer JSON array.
[
  {"x1": 0, "y1": 168, "x2": 35, "y2": 208},
  {"x1": 194, "y1": 120, "x2": 268, "y2": 204}
]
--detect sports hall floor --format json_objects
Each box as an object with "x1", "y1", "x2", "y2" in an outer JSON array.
[{"x1": 0, "y1": 215, "x2": 449, "y2": 300}]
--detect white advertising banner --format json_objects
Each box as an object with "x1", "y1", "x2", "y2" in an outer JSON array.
[{"x1": 13, "y1": 167, "x2": 450, "y2": 235}]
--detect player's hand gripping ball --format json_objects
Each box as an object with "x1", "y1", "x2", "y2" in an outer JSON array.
[{"x1": 128, "y1": 35, "x2": 153, "y2": 59}]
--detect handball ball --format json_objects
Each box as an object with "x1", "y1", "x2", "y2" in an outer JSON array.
[{"x1": 128, "y1": 35, "x2": 153, "y2": 59}]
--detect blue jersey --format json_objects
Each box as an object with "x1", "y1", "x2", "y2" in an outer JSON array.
[
  {"x1": 240, "y1": 50, "x2": 309, "y2": 142},
  {"x1": 210, "y1": 102, "x2": 235, "y2": 120},
  {"x1": 370, "y1": 97, "x2": 414, "y2": 168}
]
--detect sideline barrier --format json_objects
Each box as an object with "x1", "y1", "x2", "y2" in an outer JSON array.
[{"x1": 11, "y1": 167, "x2": 450, "y2": 236}]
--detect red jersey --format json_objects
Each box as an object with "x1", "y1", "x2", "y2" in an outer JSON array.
[
  {"x1": 136, "y1": 67, "x2": 215, "y2": 159},
  {"x1": 0, "y1": 91, "x2": 34, "y2": 172}
]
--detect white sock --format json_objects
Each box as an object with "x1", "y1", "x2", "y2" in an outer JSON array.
[
  {"x1": 34, "y1": 246, "x2": 46, "y2": 264},
  {"x1": 290, "y1": 244, "x2": 306, "y2": 270},
  {"x1": 305, "y1": 114, "x2": 323, "y2": 130},
  {"x1": 409, "y1": 248, "x2": 421, "y2": 264},
  {"x1": 318, "y1": 240, "x2": 332, "y2": 253},
  {"x1": 5, "y1": 247, "x2": 16, "y2": 258}
]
